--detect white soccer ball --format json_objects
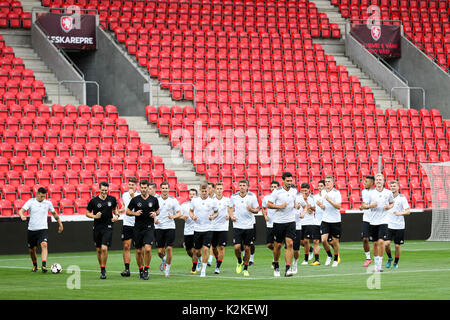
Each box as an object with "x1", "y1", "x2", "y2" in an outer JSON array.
[{"x1": 51, "y1": 263, "x2": 62, "y2": 274}]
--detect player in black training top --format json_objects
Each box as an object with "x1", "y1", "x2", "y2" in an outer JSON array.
[
  {"x1": 86, "y1": 182, "x2": 119, "y2": 279},
  {"x1": 127, "y1": 179, "x2": 160, "y2": 280}
]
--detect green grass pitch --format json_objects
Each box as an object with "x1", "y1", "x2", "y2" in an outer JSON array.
[{"x1": 0, "y1": 240, "x2": 449, "y2": 300}]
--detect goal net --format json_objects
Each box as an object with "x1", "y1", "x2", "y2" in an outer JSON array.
[{"x1": 421, "y1": 162, "x2": 450, "y2": 241}]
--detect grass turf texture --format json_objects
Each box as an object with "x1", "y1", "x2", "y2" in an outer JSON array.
[{"x1": 0, "y1": 240, "x2": 449, "y2": 300}]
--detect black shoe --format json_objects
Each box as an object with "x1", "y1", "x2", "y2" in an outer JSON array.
[
  {"x1": 249, "y1": 261, "x2": 254, "y2": 266},
  {"x1": 100, "y1": 271, "x2": 107, "y2": 279},
  {"x1": 121, "y1": 269, "x2": 131, "y2": 277},
  {"x1": 142, "y1": 270, "x2": 149, "y2": 280},
  {"x1": 42, "y1": 266, "x2": 48, "y2": 273},
  {"x1": 31, "y1": 266, "x2": 38, "y2": 272},
  {"x1": 139, "y1": 270, "x2": 144, "y2": 279}
]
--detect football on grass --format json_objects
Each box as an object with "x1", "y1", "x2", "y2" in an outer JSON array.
[{"x1": 51, "y1": 263, "x2": 62, "y2": 274}]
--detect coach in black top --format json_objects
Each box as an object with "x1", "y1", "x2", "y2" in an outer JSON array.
[
  {"x1": 86, "y1": 182, "x2": 119, "y2": 279},
  {"x1": 127, "y1": 180, "x2": 160, "y2": 280}
]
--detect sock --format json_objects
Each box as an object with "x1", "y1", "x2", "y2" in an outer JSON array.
[
  {"x1": 144, "y1": 265, "x2": 149, "y2": 272},
  {"x1": 216, "y1": 259, "x2": 222, "y2": 269},
  {"x1": 314, "y1": 254, "x2": 319, "y2": 262},
  {"x1": 379, "y1": 257, "x2": 383, "y2": 267},
  {"x1": 125, "y1": 263, "x2": 130, "y2": 270},
  {"x1": 166, "y1": 264, "x2": 171, "y2": 272},
  {"x1": 139, "y1": 266, "x2": 143, "y2": 274},
  {"x1": 192, "y1": 262, "x2": 197, "y2": 272},
  {"x1": 334, "y1": 254, "x2": 339, "y2": 262},
  {"x1": 387, "y1": 251, "x2": 392, "y2": 259},
  {"x1": 42, "y1": 260, "x2": 46, "y2": 267},
  {"x1": 243, "y1": 263, "x2": 248, "y2": 270},
  {"x1": 285, "y1": 264, "x2": 290, "y2": 272},
  {"x1": 394, "y1": 256, "x2": 399, "y2": 264},
  {"x1": 274, "y1": 261, "x2": 279, "y2": 269},
  {"x1": 293, "y1": 258, "x2": 298, "y2": 266},
  {"x1": 304, "y1": 254, "x2": 309, "y2": 262},
  {"x1": 249, "y1": 254, "x2": 254, "y2": 262},
  {"x1": 365, "y1": 251, "x2": 371, "y2": 260},
  {"x1": 309, "y1": 246, "x2": 313, "y2": 253},
  {"x1": 202, "y1": 262, "x2": 207, "y2": 272},
  {"x1": 326, "y1": 250, "x2": 332, "y2": 257},
  {"x1": 100, "y1": 265, "x2": 106, "y2": 273},
  {"x1": 237, "y1": 257, "x2": 242, "y2": 264},
  {"x1": 208, "y1": 255, "x2": 213, "y2": 263},
  {"x1": 32, "y1": 260, "x2": 37, "y2": 267}
]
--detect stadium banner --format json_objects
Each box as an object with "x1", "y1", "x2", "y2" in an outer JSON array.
[
  {"x1": 35, "y1": 12, "x2": 96, "y2": 50},
  {"x1": 350, "y1": 24, "x2": 401, "y2": 58}
]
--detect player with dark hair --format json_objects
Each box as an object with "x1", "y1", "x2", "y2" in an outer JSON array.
[
  {"x1": 297, "y1": 182, "x2": 317, "y2": 269},
  {"x1": 179, "y1": 188, "x2": 198, "y2": 273},
  {"x1": 385, "y1": 180, "x2": 410, "y2": 269},
  {"x1": 229, "y1": 179, "x2": 260, "y2": 277},
  {"x1": 360, "y1": 175, "x2": 375, "y2": 267},
  {"x1": 86, "y1": 182, "x2": 119, "y2": 279},
  {"x1": 155, "y1": 181, "x2": 181, "y2": 277},
  {"x1": 262, "y1": 180, "x2": 280, "y2": 268},
  {"x1": 267, "y1": 172, "x2": 298, "y2": 277},
  {"x1": 126, "y1": 180, "x2": 160, "y2": 280},
  {"x1": 120, "y1": 177, "x2": 140, "y2": 277},
  {"x1": 18, "y1": 187, "x2": 63, "y2": 273}
]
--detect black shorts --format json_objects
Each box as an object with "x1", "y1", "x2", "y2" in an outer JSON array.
[
  {"x1": 361, "y1": 221, "x2": 371, "y2": 239},
  {"x1": 293, "y1": 229, "x2": 303, "y2": 251},
  {"x1": 121, "y1": 225, "x2": 134, "y2": 241},
  {"x1": 27, "y1": 229, "x2": 48, "y2": 249},
  {"x1": 320, "y1": 221, "x2": 342, "y2": 239},
  {"x1": 266, "y1": 227, "x2": 274, "y2": 244},
  {"x1": 386, "y1": 228, "x2": 405, "y2": 245},
  {"x1": 233, "y1": 228, "x2": 254, "y2": 246},
  {"x1": 273, "y1": 222, "x2": 296, "y2": 243},
  {"x1": 303, "y1": 225, "x2": 321, "y2": 240},
  {"x1": 94, "y1": 225, "x2": 113, "y2": 248},
  {"x1": 193, "y1": 231, "x2": 212, "y2": 250},
  {"x1": 369, "y1": 224, "x2": 388, "y2": 242},
  {"x1": 155, "y1": 228, "x2": 176, "y2": 248},
  {"x1": 133, "y1": 226, "x2": 155, "y2": 248},
  {"x1": 184, "y1": 234, "x2": 194, "y2": 250},
  {"x1": 211, "y1": 231, "x2": 228, "y2": 247}
]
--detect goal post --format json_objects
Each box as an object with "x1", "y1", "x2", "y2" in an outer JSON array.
[{"x1": 420, "y1": 162, "x2": 450, "y2": 241}]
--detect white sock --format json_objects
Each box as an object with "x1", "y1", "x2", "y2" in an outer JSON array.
[
  {"x1": 250, "y1": 254, "x2": 254, "y2": 262},
  {"x1": 365, "y1": 251, "x2": 371, "y2": 260},
  {"x1": 208, "y1": 255, "x2": 213, "y2": 263},
  {"x1": 202, "y1": 263, "x2": 207, "y2": 272},
  {"x1": 166, "y1": 264, "x2": 171, "y2": 272}
]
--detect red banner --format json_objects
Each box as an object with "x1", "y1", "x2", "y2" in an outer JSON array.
[
  {"x1": 350, "y1": 24, "x2": 401, "y2": 58},
  {"x1": 36, "y1": 12, "x2": 96, "y2": 50}
]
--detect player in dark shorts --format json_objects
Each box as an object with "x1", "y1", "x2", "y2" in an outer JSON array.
[
  {"x1": 86, "y1": 182, "x2": 119, "y2": 279},
  {"x1": 126, "y1": 180, "x2": 160, "y2": 280}
]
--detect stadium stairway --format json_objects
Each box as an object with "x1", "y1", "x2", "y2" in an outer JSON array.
[
  {"x1": 310, "y1": 0, "x2": 405, "y2": 110},
  {"x1": 0, "y1": 29, "x2": 80, "y2": 106},
  {"x1": 123, "y1": 116, "x2": 203, "y2": 191}
]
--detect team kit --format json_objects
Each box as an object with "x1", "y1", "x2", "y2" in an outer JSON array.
[{"x1": 19, "y1": 171, "x2": 410, "y2": 279}]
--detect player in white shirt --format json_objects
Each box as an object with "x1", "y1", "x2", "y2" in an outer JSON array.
[
  {"x1": 316, "y1": 175, "x2": 342, "y2": 267},
  {"x1": 18, "y1": 187, "x2": 63, "y2": 273},
  {"x1": 178, "y1": 188, "x2": 198, "y2": 273},
  {"x1": 311, "y1": 180, "x2": 325, "y2": 266},
  {"x1": 360, "y1": 175, "x2": 375, "y2": 267},
  {"x1": 211, "y1": 182, "x2": 230, "y2": 274},
  {"x1": 120, "y1": 178, "x2": 140, "y2": 277},
  {"x1": 261, "y1": 181, "x2": 280, "y2": 268},
  {"x1": 229, "y1": 179, "x2": 260, "y2": 277},
  {"x1": 385, "y1": 180, "x2": 410, "y2": 269},
  {"x1": 267, "y1": 172, "x2": 298, "y2": 277},
  {"x1": 155, "y1": 182, "x2": 182, "y2": 277},
  {"x1": 189, "y1": 183, "x2": 219, "y2": 277},
  {"x1": 292, "y1": 185, "x2": 306, "y2": 274},
  {"x1": 207, "y1": 182, "x2": 216, "y2": 266},
  {"x1": 297, "y1": 182, "x2": 317, "y2": 270},
  {"x1": 365, "y1": 173, "x2": 394, "y2": 272}
]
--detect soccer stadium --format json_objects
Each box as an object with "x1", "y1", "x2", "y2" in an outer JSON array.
[{"x1": 0, "y1": 0, "x2": 450, "y2": 303}]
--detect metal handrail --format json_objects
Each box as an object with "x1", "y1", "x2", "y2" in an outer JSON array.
[
  {"x1": 157, "y1": 82, "x2": 197, "y2": 110},
  {"x1": 390, "y1": 87, "x2": 425, "y2": 110},
  {"x1": 58, "y1": 80, "x2": 99, "y2": 105}
]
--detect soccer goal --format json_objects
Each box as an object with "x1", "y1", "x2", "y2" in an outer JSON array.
[{"x1": 421, "y1": 162, "x2": 450, "y2": 241}]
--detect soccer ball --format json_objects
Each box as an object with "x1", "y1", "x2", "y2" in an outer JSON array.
[{"x1": 51, "y1": 263, "x2": 62, "y2": 274}]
